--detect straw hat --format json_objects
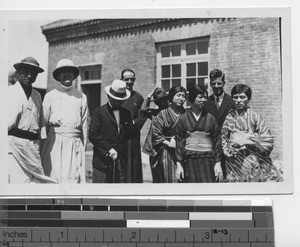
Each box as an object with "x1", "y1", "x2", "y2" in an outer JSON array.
[
  {"x1": 105, "y1": 79, "x2": 131, "y2": 100},
  {"x1": 14, "y1": 57, "x2": 44, "y2": 73},
  {"x1": 53, "y1": 59, "x2": 79, "y2": 82}
]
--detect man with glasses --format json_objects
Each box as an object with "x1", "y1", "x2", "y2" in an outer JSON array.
[{"x1": 121, "y1": 68, "x2": 147, "y2": 183}]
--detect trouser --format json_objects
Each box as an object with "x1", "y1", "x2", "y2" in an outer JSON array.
[{"x1": 93, "y1": 160, "x2": 125, "y2": 183}]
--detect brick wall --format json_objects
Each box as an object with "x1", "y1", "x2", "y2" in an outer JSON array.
[
  {"x1": 46, "y1": 18, "x2": 282, "y2": 160},
  {"x1": 210, "y1": 18, "x2": 282, "y2": 160}
]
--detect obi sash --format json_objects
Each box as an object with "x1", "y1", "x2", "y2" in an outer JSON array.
[{"x1": 185, "y1": 131, "x2": 213, "y2": 152}]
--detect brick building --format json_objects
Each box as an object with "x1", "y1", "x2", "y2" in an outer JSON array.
[{"x1": 42, "y1": 18, "x2": 282, "y2": 161}]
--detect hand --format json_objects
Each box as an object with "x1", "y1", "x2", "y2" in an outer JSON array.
[
  {"x1": 168, "y1": 137, "x2": 176, "y2": 148},
  {"x1": 108, "y1": 148, "x2": 118, "y2": 161},
  {"x1": 214, "y1": 162, "x2": 223, "y2": 181},
  {"x1": 176, "y1": 162, "x2": 184, "y2": 182},
  {"x1": 148, "y1": 85, "x2": 159, "y2": 98}
]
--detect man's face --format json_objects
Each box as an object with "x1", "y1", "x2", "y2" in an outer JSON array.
[
  {"x1": 122, "y1": 71, "x2": 135, "y2": 92},
  {"x1": 210, "y1": 77, "x2": 225, "y2": 97},
  {"x1": 58, "y1": 68, "x2": 75, "y2": 87},
  {"x1": 108, "y1": 95, "x2": 123, "y2": 109},
  {"x1": 18, "y1": 67, "x2": 38, "y2": 87}
]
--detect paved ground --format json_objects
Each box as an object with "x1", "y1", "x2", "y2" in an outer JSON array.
[{"x1": 85, "y1": 151, "x2": 152, "y2": 183}]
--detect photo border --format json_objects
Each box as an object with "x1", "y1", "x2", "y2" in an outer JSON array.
[{"x1": 0, "y1": 7, "x2": 293, "y2": 196}]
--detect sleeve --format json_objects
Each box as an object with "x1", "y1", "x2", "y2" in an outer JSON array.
[
  {"x1": 221, "y1": 115, "x2": 233, "y2": 157},
  {"x1": 175, "y1": 115, "x2": 186, "y2": 163},
  {"x1": 7, "y1": 88, "x2": 20, "y2": 131},
  {"x1": 140, "y1": 96, "x2": 153, "y2": 119},
  {"x1": 250, "y1": 112, "x2": 274, "y2": 155},
  {"x1": 39, "y1": 100, "x2": 47, "y2": 140},
  {"x1": 152, "y1": 110, "x2": 167, "y2": 148},
  {"x1": 133, "y1": 94, "x2": 148, "y2": 130},
  {"x1": 81, "y1": 93, "x2": 89, "y2": 149},
  {"x1": 211, "y1": 117, "x2": 222, "y2": 162},
  {"x1": 88, "y1": 109, "x2": 111, "y2": 157},
  {"x1": 41, "y1": 93, "x2": 51, "y2": 136}
]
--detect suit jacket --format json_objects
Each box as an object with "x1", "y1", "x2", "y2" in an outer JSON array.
[
  {"x1": 89, "y1": 103, "x2": 134, "y2": 170},
  {"x1": 205, "y1": 93, "x2": 235, "y2": 128}
]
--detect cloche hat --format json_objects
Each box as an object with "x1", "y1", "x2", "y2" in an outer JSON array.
[
  {"x1": 14, "y1": 57, "x2": 44, "y2": 73},
  {"x1": 53, "y1": 59, "x2": 79, "y2": 82},
  {"x1": 105, "y1": 79, "x2": 131, "y2": 101}
]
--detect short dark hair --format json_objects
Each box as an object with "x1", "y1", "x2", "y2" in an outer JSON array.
[
  {"x1": 231, "y1": 84, "x2": 252, "y2": 100},
  {"x1": 188, "y1": 84, "x2": 208, "y2": 103},
  {"x1": 168, "y1": 86, "x2": 186, "y2": 102},
  {"x1": 209, "y1": 69, "x2": 225, "y2": 82},
  {"x1": 120, "y1": 68, "x2": 135, "y2": 79}
]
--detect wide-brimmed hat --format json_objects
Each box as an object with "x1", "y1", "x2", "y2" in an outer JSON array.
[
  {"x1": 14, "y1": 57, "x2": 44, "y2": 73},
  {"x1": 53, "y1": 59, "x2": 79, "y2": 82},
  {"x1": 153, "y1": 87, "x2": 167, "y2": 102},
  {"x1": 105, "y1": 79, "x2": 131, "y2": 101}
]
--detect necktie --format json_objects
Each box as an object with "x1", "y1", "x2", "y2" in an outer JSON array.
[{"x1": 215, "y1": 97, "x2": 220, "y2": 110}]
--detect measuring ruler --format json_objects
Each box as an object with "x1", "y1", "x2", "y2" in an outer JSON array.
[{"x1": 0, "y1": 198, "x2": 274, "y2": 246}]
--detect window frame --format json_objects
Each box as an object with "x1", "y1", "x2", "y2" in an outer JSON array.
[{"x1": 156, "y1": 37, "x2": 210, "y2": 92}]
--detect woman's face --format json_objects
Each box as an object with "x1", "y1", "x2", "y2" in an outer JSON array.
[
  {"x1": 194, "y1": 93, "x2": 208, "y2": 109},
  {"x1": 172, "y1": 91, "x2": 186, "y2": 107},
  {"x1": 232, "y1": 92, "x2": 249, "y2": 111}
]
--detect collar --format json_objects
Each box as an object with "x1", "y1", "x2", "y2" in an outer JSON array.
[
  {"x1": 59, "y1": 83, "x2": 73, "y2": 92},
  {"x1": 108, "y1": 102, "x2": 120, "y2": 111},
  {"x1": 214, "y1": 92, "x2": 225, "y2": 101}
]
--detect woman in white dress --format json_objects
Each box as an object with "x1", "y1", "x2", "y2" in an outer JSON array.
[{"x1": 41, "y1": 59, "x2": 89, "y2": 183}]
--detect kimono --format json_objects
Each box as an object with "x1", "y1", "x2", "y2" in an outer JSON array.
[
  {"x1": 176, "y1": 109, "x2": 222, "y2": 183},
  {"x1": 221, "y1": 107, "x2": 278, "y2": 182},
  {"x1": 121, "y1": 91, "x2": 147, "y2": 183},
  {"x1": 152, "y1": 107, "x2": 185, "y2": 183},
  {"x1": 8, "y1": 82, "x2": 56, "y2": 183},
  {"x1": 41, "y1": 85, "x2": 89, "y2": 183}
]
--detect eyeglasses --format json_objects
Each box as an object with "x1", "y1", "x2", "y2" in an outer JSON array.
[{"x1": 124, "y1": 77, "x2": 136, "y2": 82}]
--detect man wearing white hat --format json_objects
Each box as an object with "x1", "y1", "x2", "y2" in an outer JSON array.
[
  {"x1": 8, "y1": 57, "x2": 56, "y2": 183},
  {"x1": 41, "y1": 59, "x2": 89, "y2": 183},
  {"x1": 89, "y1": 79, "x2": 134, "y2": 183}
]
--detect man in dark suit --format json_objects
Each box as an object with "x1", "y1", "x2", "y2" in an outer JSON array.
[
  {"x1": 205, "y1": 69, "x2": 235, "y2": 180},
  {"x1": 89, "y1": 79, "x2": 134, "y2": 183}
]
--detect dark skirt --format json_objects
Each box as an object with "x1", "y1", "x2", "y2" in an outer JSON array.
[{"x1": 184, "y1": 157, "x2": 216, "y2": 183}]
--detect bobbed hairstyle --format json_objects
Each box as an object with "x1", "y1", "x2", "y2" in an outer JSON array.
[
  {"x1": 231, "y1": 84, "x2": 252, "y2": 100},
  {"x1": 209, "y1": 69, "x2": 225, "y2": 82},
  {"x1": 188, "y1": 84, "x2": 208, "y2": 103},
  {"x1": 168, "y1": 85, "x2": 187, "y2": 102},
  {"x1": 120, "y1": 68, "x2": 135, "y2": 79}
]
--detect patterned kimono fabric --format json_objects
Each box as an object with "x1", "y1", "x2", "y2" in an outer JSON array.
[
  {"x1": 176, "y1": 109, "x2": 222, "y2": 183},
  {"x1": 221, "y1": 107, "x2": 277, "y2": 182},
  {"x1": 152, "y1": 107, "x2": 185, "y2": 183}
]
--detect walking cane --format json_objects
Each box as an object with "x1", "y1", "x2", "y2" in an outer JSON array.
[{"x1": 112, "y1": 159, "x2": 116, "y2": 183}]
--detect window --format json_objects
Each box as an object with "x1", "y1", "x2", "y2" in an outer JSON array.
[
  {"x1": 157, "y1": 37, "x2": 210, "y2": 93},
  {"x1": 78, "y1": 64, "x2": 102, "y2": 115},
  {"x1": 80, "y1": 65, "x2": 102, "y2": 84}
]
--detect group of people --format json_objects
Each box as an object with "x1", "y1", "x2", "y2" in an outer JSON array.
[
  {"x1": 143, "y1": 69, "x2": 280, "y2": 183},
  {"x1": 7, "y1": 56, "x2": 280, "y2": 184}
]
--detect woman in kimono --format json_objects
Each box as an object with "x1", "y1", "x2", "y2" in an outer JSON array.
[
  {"x1": 175, "y1": 85, "x2": 223, "y2": 183},
  {"x1": 41, "y1": 59, "x2": 89, "y2": 183},
  {"x1": 221, "y1": 84, "x2": 278, "y2": 182},
  {"x1": 141, "y1": 86, "x2": 169, "y2": 183},
  {"x1": 152, "y1": 86, "x2": 186, "y2": 183}
]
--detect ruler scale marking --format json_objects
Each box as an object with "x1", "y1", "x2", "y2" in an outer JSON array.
[{"x1": 0, "y1": 199, "x2": 274, "y2": 246}]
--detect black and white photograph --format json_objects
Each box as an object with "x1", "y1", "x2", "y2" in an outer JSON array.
[{"x1": 0, "y1": 8, "x2": 293, "y2": 195}]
